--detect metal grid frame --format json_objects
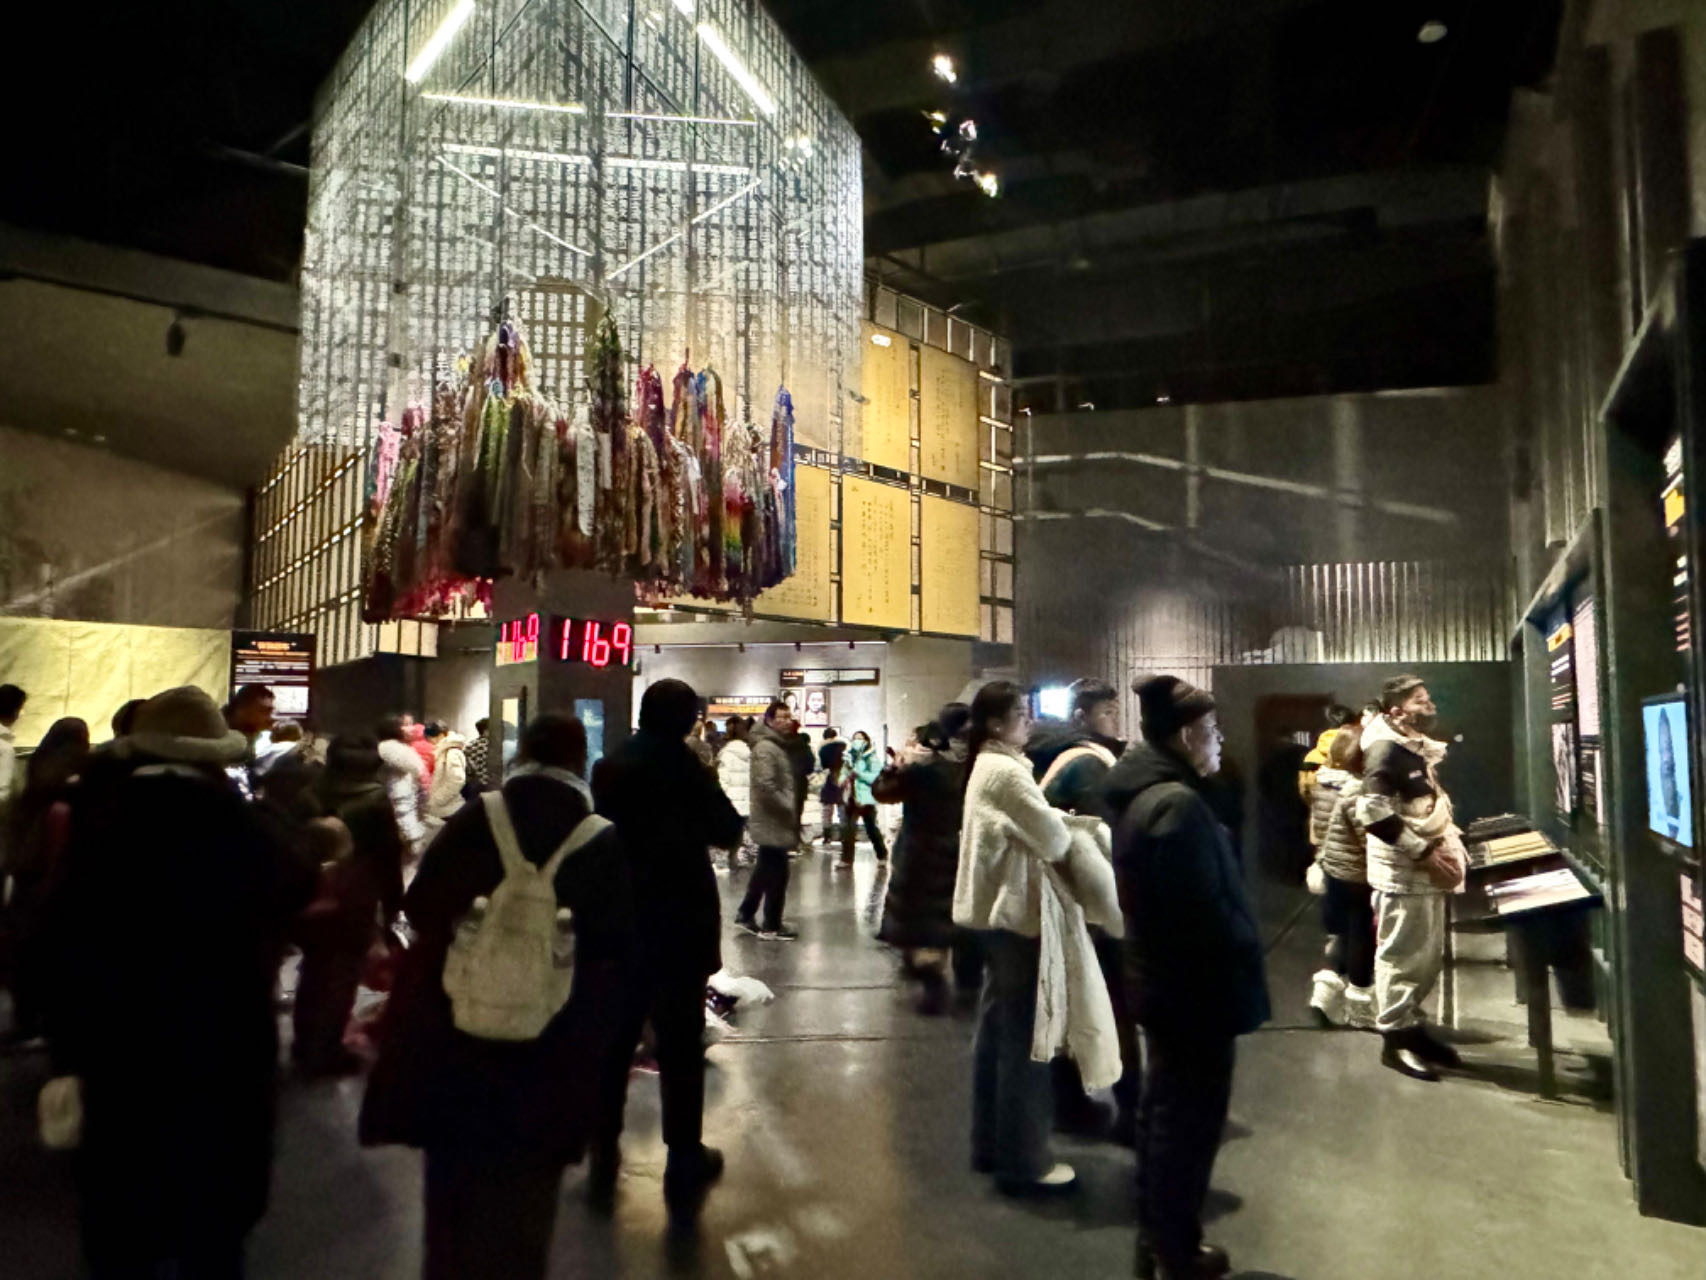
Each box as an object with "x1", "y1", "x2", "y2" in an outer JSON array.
[{"x1": 254, "y1": 0, "x2": 863, "y2": 662}]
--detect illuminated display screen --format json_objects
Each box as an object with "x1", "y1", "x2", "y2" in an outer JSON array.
[{"x1": 496, "y1": 614, "x2": 634, "y2": 669}]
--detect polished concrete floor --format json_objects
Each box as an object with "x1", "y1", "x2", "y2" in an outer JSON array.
[{"x1": 4, "y1": 842, "x2": 1702, "y2": 1279}]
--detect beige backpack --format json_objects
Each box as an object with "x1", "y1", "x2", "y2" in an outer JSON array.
[{"x1": 442, "y1": 792, "x2": 610, "y2": 1041}]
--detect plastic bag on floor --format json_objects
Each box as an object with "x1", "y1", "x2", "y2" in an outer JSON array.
[{"x1": 709, "y1": 970, "x2": 775, "y2": 1007}]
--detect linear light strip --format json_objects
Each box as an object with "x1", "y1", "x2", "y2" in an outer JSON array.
[
  {"x1": 691, "y1": 179, "x2": 762, "y2": 224},
  {"x1": 610, "y1": 179, "x2": 762, "y2": 279},
  {"x1": 695, "y1": 22, "x2": 776, "y2": 116},
  {"x1": 441, "y1": 143, "x2": 748, "y2": 176},
  {"x1": 404, "y1": 0, "x2": 475, "y2": 84},
  {"x1": 606, "y1": 111, "x2": 757, "y2": 127},
  {"x1": 422, "y1": 91, "x2": 585, "y2": 114}
]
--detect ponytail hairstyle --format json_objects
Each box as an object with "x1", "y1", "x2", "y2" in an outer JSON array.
[{"x1": 964, "y1": 680, "x2": 1025, "y2": 795}]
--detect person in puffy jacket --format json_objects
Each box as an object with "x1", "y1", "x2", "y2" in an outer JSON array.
[
  {"x1": 423, "y1": 728, "x2": 470, "y2": 836},
  {"x1": 736, "y1": 702, "x2": 802, "y2": 938},
  {"x1": 838, "y1": 731, "x2": 888, "y2": 865},
  {"x1": 716, "y1": 717, "x2": 752, "y2": 820},
  {"x1": 1306, "y1": 728, "x2": 1374, "y2": 1029},
  {"x1": 1104, "y1": 675, "x2": 1269, "y2": 1280},
  {"x1": 377, "y1": 715, "x2": 429, "y2": 858}
]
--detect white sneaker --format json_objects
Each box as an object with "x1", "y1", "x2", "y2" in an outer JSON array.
[
  {"x1": 1343, "y1": 984, "x2": 1377, "y2": 1030},
  {"x1": 1037, "y1": 1163, "x2": 1076, "y2": 1188},
  {"x1": 1309, "y1": 969, "x2": 1347, "y2": 1026}
]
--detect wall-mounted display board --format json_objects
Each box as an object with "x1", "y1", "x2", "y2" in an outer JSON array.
[
  {"x1": 919, "y1": 344, "x2": 981, "y2": 490},
  {"x1": 780, "y1": 667, "x2": 879, "y2": 686},
  {"x1": 862, "y1": 322, "x2": 913, "y2": 473},
  {"x1": 754, "y1": 464, "x2": 835, "y2": 622},
  {"x1": 231, "y1": 631, "x2": 315, "y2": 718},
  {"x1": 921, "y1": 495, "x2": 981, "y2": 637},
  {"x1": 842, "y1": 476, "x2": 912, "y2": 629}
]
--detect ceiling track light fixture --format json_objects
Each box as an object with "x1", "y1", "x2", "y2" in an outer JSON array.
[
  {"x1": 932, "y1": 53, "x2": 957, "y2": 84},
  {"x1": 696, "y1": 22, "x2": 776, "y2": 116},
  {"x1": 404, "y1": 0, "x2": 476, "y2": 84}
]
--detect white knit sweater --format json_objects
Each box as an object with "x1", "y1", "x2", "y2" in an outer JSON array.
[{"x1": 952, "y1": 743, "x2": 1073, "y2": 937}]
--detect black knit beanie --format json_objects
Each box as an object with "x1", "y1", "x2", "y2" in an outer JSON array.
[{"x1": 1135, "y1": 674, "x2": 1216, "y2": 743}]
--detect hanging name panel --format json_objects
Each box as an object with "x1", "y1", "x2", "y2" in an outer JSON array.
[
  {"x1": 861, "y1": 322, "x2": 912, "y2": 474},
  {"x1": 842, "y1": 476, "x2": 912, "y2": 630},
  {"x1": 919, "y1": 344, "x2": 980, "y2": 490}
]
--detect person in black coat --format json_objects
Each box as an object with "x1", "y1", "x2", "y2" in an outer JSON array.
[
  {"x1": 591, "y1": 678, "x2": 744, "y2": 1228},
  {"x1": 41, "y1": 687, "x2": 317, "y2": 1279},
  {"x1": 876, "y1": 702, "x2": 973, "y2": 1013},
  {"x1": 1104, "y1": 676, "x2": 1270, "y2": 1280},
  {"x1": 293, "y1": 735, "x2": 406, "y2": 1077},
  {"x1": 360, "y1": 713, "x2": 633, "y2": 1280}
]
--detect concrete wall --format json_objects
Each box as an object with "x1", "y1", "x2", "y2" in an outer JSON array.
[{"x1": 0, "y1": 424, "x2": 245, "y2": 628}]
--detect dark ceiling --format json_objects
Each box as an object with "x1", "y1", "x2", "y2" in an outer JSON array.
[{"x1": 3, "y1": 0, "x2": 1562, "y2": 408}]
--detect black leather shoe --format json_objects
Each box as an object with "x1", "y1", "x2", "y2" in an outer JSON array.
[
  {"x1": 664, "y1": 1145, "x2": 725, "y2": 1228},
  {"x1": 1137, "y1": 1240, "x2": 1232, "y2": 1279},
  {"x1": 1410, "y1": 1027, "x2": 1463, "y2": 1069},
  {"x1": 1382, "y1": 1035, "x2": 1440, "y2": 1082}
]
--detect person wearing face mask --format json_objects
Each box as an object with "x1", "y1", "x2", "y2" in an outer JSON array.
[
  {"x1": 1356, "y1": 674, "x2": 1468, "y2": 1083},
  {"x1": 1103, "y1": 675, "x2": 1269, "y2": 1280},
  {"x1": 839, "y1": 730, "x2": 889, "y2": 866}
]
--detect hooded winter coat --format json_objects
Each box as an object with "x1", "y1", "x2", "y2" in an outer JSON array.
[
  {"x1": 746, "y1": 722, "x2": 799, "y2": 847},
  {"x1": 1308, "y1": 765, "x2": 1350, "y2": 847},
  {"x1": 717, "y1": 737, "x2": 752, "y2": 818},
  {"x1": 1355, "y1": 715, "x2": 1454, "y2": 895},
  {"x1": 378, "y1": 737, "x2": 427, "y2": 849},
  {"x1": 875, "y1": 746, "x2": 969, "y2": 949},
  {"x1": 952, "y1": 741, "x2": 1072, "y2": 937},
  {"x1": 360, "y1": 771, "x2": 634, "y2": 1158},
  {"x1": 1104, "y1": 742, "x2": 1270, "y2": 1037},
  {"x1": 1316, "y1": 776, "x2": 1368, "y2": 885},
  {"x1": 43, "y1": 760, "x2": 317, "y2": 1259},
  {"x1": 425, "y1": 732, "x2": 469, "y2": 821}
]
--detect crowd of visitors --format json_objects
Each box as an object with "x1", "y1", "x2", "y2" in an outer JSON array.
[{"x1": 0, "y1": 660, "x2": 1469, "y2": 1280}]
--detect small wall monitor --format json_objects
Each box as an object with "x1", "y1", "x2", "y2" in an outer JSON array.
[{"x1": 1643, "y1": 693, "x2": 1694, "y2": 849}]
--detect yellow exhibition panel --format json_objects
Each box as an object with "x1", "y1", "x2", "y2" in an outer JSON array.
[
  {"x1": 920, "y1": 497, "x2": 981, "y2": 638},
  {"x1": 754, "y1": 465, "x2": 834, "y2": 622},
  {"x1": 841, "y1": 476, "x2": 912, "y2": 630},
  {"x1": 918, "y1": 344, "x2": 981, "y2": 490},
  {"x1": 860, "y1": 321, "x2": 913, "y2": 472},
  {"x1": 0, "y1": 617, "x2": 231, "y2": 748}
]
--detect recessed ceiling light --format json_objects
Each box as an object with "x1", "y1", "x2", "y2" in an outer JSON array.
[
  {"x1": 932, "y1": 53, "x2": 957, "y2": 84},
  {"x1": 1418, "y1": 19, "x2": 1447, "y2": 43}
]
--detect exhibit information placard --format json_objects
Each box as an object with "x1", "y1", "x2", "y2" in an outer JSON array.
[
  {"x1": 918, "y1": 344, "x2": 980, "y2": 490},
  {"x1": 921, "y1": 495, "x2": 981, "y2": 637},
  {"x1": 841, "y1": 476, "x2": 912, "y2": 630},
  {"x1": 861, "y1": 322, "x2": 912, "y2": 473},
  {"x1": 754, "y1": 464, "x2": 834, "y2": 622}
]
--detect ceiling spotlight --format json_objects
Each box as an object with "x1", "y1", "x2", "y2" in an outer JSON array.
[
  {"x1": 932, "y1": 53, "x2": 957, "y2": 84},
  {"x1": 1417, "y1": 19, "x2": 1447, "y2": 43},
  {"x1": 959, "y1": 119, "x2": 977, "y2": 142},
  {"x1": 925, "y1": 110, "x2": 947, "y2": 128},
  {"x1": 975, "y1": 171, "x2": 1000, "y2": 198},
  {"x1": 166, "y1": 317, "x2": 187, "y2": 357}
]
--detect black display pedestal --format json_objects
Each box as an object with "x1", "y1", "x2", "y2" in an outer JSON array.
[{"x1": 488, "y1": 571, "x2": 636, "y2": 773}]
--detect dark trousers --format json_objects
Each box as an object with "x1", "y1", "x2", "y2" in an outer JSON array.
[
  {"x1": 1323, "y1": 877, "x2": 1376, "y2": 988},
  {"x1": 840, "y1": 805, "x2": 888, "y2": 862},
  {"x1": 737, "y1": 846, "x2": 793, "y2": 931},
  {"x1": 971, "y1": 931, "x2": 1054, "y2": 1181},
  {"x1": 291, "y1": 916, "x2": 370, "y2": 1071},
  {"x1": 424, "y1": 1148, "x2": 562, "y2": 1280},
  {"x1": 1138, "y1": 1028, "x2": 1236, "y2": 1267},
  {"x1": 593, "y1": 969, "x2": 708, "y2": 1159}
]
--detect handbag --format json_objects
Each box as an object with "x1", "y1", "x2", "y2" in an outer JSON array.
[{"x1": 1306, "y1": 861, "x2": 1328, "y2": 896}]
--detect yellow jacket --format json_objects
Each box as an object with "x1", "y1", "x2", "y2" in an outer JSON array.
[{"x1": 1298, "y1": 727, "x2": 1339, "y2": 804}]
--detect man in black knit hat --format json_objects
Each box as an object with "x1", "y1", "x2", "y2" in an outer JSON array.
[{"x1": 1103, "y1": 675, "x2": 1270, "y2": 1280}]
